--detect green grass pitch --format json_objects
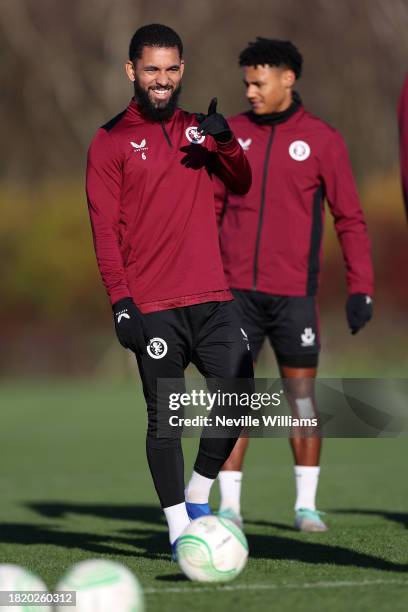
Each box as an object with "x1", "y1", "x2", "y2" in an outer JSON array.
[{"x1": 0, "y1": 381, "x2": 407, "y2": 611}]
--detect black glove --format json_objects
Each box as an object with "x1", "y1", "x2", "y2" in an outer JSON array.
[
  {"x1": 346, "y1": 293, "x2": 373, "y2": 335},
  {"x1": 113, "y1": 297, "x2": 147, "y2": 354},
  {"x1": 196, "y1": 98, "x2": 232, "y2": 142}
]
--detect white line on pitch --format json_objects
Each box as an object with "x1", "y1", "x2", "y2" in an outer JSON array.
[{"x1": 144, "y1": 579, "x2": 408, "y2": 595}]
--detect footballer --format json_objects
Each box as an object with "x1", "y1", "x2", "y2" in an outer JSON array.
[
  {"x1": 215, "y1": 38, "x2": 374, "y2": 531},
  {"x1": 86, "y1": 24, "x2": 253, "y2": 557}
]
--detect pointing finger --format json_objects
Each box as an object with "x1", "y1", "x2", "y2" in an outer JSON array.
[{"x1": 207, "y1": 97, "x2": 217, "y2": 115}]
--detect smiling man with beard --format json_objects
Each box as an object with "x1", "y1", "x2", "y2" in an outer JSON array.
[
  {"x1": 86, "y1": 24, "x2": 253, "y2": 558},
  {"x1": 130, "y1": 46, "x2": 182, "y2": 122}
]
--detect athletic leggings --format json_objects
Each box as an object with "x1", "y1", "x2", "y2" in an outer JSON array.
[{"x1": 135, "y1": 301, "x2": 254, "y2": 507}]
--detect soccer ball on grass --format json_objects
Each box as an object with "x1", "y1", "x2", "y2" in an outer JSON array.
[
  {"x1": 55, "y1": 559, "x2": 144, "y2": 612},
  {"x1": 177, "y1": 515, "x2": 248, "y2": 582},
  {"x1": 0, "y1": 564, "x2": 48, "y2": 612}
]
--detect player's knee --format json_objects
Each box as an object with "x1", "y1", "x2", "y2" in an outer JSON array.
[{"x1": 229, "y1": 347, "x2": 254, "y2": 379}]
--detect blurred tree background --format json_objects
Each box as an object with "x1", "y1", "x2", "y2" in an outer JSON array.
[{"x1": 0, "y1": 0, "x2": 407, "y2": 377}]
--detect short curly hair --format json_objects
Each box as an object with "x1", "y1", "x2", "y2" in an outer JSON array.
[
  {"x1": 239, "y1": 38, "x2": 302, "y2": 79},
  {"x1": 129, "y1": 24, "x2": 183, "y2": 62}
]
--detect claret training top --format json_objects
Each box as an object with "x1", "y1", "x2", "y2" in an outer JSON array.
[
  {"x1": 86, "y1": 99, "x2": 251, "y2": 313},
  {"x1": 216, "y1": 103, "x2": 374, "y2": 297}
]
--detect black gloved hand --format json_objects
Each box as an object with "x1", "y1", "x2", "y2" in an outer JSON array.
[
  {"x1": 346, "y1": 293, "x2": 373, "y2": 335},
  {"x1": 113, "y1": 297, "x2": 147, "y2": 354},
  {"x1": 196, "y1": 98, "x2": 232, "y2": 142}
]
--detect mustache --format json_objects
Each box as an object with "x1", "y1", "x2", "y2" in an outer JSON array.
[{"x1": 133, "y1": 79, "x2": 182, "y2": 122}]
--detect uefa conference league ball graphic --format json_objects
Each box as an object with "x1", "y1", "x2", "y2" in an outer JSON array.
[
  {"x1": 177, "y1": 515, "x2": 249, "y2": 582},
  {"x1": 56, "y1": 559, "x2": 144, "y2": 612}
]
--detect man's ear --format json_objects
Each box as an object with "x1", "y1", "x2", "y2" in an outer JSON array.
[
  {"x1": 125, "y1": 61, "x2": 136, "y2": 82},
  {"x1": 283, "y1": 69, "x2": 296, "y2": 89},
  {"x1": 180, "y1": 60, "x2": 185, "y2": 79}
]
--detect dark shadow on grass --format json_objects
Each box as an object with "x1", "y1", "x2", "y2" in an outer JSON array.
[
  {"x1": 247, "y1": 532, "x2": 408, "y2": 573},
  {"x1": 155, "y1": 573, "x2": 188, "y2": 582},
  {"x1": 0, "y1": 522, "x2": 172, "y2": 562},
  {"x1": 27, "y1": 502, "x2": 163, "y2": 525},
  {"x1": 17, "y1": 502, "x2": 408, "y2": 574},
  {"x1": 244, "y1": 519, "x2": 297, "y2": 532},
  {"x1": 331, "y1": 509, "x2": 408, "y2": 529},
  {"x1": 17, "y1": 502, "x2": 175, "y2": 562}
]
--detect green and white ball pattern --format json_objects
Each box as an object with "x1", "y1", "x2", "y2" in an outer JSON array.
[
  {"x1": 55, "y1": 559, "x2": 144, "y2": 612},
  {"x1": 0, "y1": 564, "x2": 48, "y2": 612},
  {"x1": 177, "y1": 515, "x2": 249, "y2": 582}
]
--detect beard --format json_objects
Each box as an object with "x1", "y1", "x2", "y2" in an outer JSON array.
[{"x1": 133, "y1": 78, "x2": 182, "y2": 122}]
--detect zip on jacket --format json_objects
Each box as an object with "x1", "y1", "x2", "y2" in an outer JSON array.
[
  {"x1": 161, "y1": 121, "x2": 172, "y2": 148},
  {"x1": 253, "y1": 125, "x2": 275, "y2": 289}
]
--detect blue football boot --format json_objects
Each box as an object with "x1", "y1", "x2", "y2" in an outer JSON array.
[{"x1": 185, "y1": 501, "x2": 212, "y2": 520}]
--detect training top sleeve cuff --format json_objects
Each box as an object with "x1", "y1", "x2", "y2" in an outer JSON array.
[
  {"x1": 109, "y1": 287, "x2": 132, "y2": 306},
  {"x1": 348, "y1": 284, "x2": 374, "y2": 297}
]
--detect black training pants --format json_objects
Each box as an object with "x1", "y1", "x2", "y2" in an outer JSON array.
[{"x1": 135, "y1": 300, "x2": 254, "y2": 507}]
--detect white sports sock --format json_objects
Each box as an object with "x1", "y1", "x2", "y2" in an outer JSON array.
[
  {"x1": 163, "y1": 502, "x2": 190, "y2": 544},
  {"x1": 218, "y1": 471, "x2": 242, "y2": 514},
  {"x1": 294, "y1": 465, "x2": 320, "y2": 511},
  {"x1": 185, "y1": 470, "x2": 215, "y2": 504}
]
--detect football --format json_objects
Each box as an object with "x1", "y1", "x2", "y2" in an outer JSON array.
[
  {"x1": 0, "y1": 564, "x2": 48, "y2": 612},
  {"x1": 55, "y1": 559, "x2": 144, "y2": 612},
  {"x1": 177, "y1": 515, "x2": 248, "y2": 582}
]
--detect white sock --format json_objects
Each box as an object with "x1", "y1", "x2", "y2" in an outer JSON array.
[
  {"x1": 294, "y1": 465, "x2": 320, "y2": 511},
  {"x1": 185, "y1": 470, "x2": 215, "y2": 504},
  {"x1": 163, "y1": 502, "x2": 190, "y2": 544},
  {"x1": 218, "y1": 471, "x2": 242, "y2": 514}
]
